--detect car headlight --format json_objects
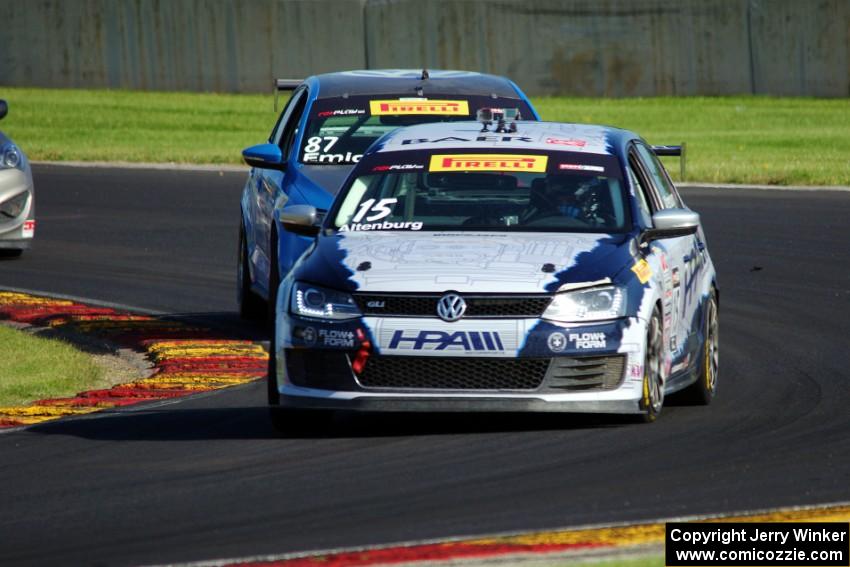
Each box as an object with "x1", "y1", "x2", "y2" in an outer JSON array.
[
  {"x1": 0, "y1": 192, "x2": 28, "y2": 219},
  {"x1": 0, "y1": 143, "x2": 24, "y2": 171},
  {"x1": 290, "y1": 282, "x2": 361, "y2": 320},
  {"x1": 541, "y1": 285, "x2": 626, "y2": 323}
]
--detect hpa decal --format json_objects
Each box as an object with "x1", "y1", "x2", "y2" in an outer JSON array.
[
  {"x1": 388, "y1": 330, "x2": 505, "y2": 352},
  {"x1": 370, "y1": 99, "x2": 469, "y2": 116},
  {"x1": 428, "y1": 154, "x2": 548, "y2": 172}
]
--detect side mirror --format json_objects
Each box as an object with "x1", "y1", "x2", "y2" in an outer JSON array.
[
  {"x1": 641, "y1": 208, "x2": 700, "y2": 244},
  {"x1": 0, "y1": 100, "x2": 8, "y2": 121},
  {"x1": 242, "y1": 143, "x2": 284, "y2": 170},
  {"x1": 277, "y1": 204, "x2": 321, "y2": 237}
]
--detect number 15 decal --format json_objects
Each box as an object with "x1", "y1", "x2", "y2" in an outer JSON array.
[{"x1": 352, "y1": 198, "x2": 398, "y2": 222}]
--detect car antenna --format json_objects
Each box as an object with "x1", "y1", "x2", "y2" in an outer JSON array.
[{"x1": 415, "y1": 69, "x2": 429, "y2": 97}]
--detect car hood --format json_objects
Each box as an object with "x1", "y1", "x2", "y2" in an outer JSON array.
[{"x1": 298, "y1": 231, "x2": 637, "y2": 294}]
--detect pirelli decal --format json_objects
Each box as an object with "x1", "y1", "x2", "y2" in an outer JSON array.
[
  {"x1": 429, "y1": 154, "x2": 549, "y2": 173},
  {"x1": 369, "y1": 100, "x2": 469, "y2": 116}
]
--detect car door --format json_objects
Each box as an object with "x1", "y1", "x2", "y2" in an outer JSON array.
[
  {"x1": 630, "y1": 142, "x2": 699, "y2": 374},
  {"x1": 254, "y1": 87, "x2": 308, "y2": 295}
]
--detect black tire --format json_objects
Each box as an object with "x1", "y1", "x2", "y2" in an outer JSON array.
[
  {"x1": 0, "y1": 249, "x2": 23, "y2": 259},
  {"x1": 266, "y1": 228, "x2": 280, "y2": 328},
  {"x1": 681, "y1": 290, "x2": 719, "y2": 405},
  {"x1": 237, "y1": 224, "x2": 266, "y2": 320},
  {"x1": 267, "y1": 328, "x2": 281, "y2": 406},
  {"x1": 638, "y1": 306, "x2": 665, "y2": 423}
]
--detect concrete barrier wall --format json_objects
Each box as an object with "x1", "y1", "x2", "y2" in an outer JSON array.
[
  {"x1": 0, "y1": 0, "x2": 367, "y2": 92},
  {"x1": 1, "y1": 0, "x2": 847, "y2": 96}
]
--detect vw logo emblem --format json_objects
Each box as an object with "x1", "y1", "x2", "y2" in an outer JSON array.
[{"x1": 436, "y1": 293, "x2": 467, "y2": 322}]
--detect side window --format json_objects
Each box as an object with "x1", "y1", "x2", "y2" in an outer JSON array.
[
  {"x1": 269, "y1": 90, "x2": 299, "y2": 143},
  {"x1": 634, "y1": 143, "x2": 680, "y2": 209},
  {"x1": 279, "y1": 90, "x2": 308, "y2": 160},
  {"x1": 627, "y1": 163, "x2": 653, "y2": 227},
  {"x1": 270, "y1": 87, "x2": 307, "y2": 148}
]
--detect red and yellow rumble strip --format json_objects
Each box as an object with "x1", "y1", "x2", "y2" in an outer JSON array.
[
  {"x1": 225, "y1": 503, "x2": 850, "y2": 566},
  {"x1": 0, "y1": 291, "x2": 267, "y2": 428}
]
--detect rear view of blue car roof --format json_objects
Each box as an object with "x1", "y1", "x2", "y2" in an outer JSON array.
[{"x1": 313, "y1": 69, "x2": 523, "y2": 99}]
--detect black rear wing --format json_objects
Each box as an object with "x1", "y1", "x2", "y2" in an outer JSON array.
[
  {"x1": 274, "y1": 78, "x2": 303, "y2": 112},
  {"x1": 652, "y1": 143, "x2": 688, "y2": 181},
  {"x1": 652, "y1": 145, "x2": 681, "y2": 157}
]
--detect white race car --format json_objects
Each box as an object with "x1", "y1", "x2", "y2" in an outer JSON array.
[
  {"x1": 270, "y1": 115, "x2": 718, "y2": 426},
  {"x1": 0, "y1": 99, "x2": 35, "y2": 257}
]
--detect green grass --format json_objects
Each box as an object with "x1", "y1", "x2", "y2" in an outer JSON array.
[
  {"x1": 1, "y1": 87, "x2": 849, "y2": 185},
  {"x1": 0, "y1": 326, "x2": 104, "y2": 407},
  {"x1": 1, "y1": 87, "x2": 271, "y2": 164},
  {"x1": 535, "y1": 96, "x2": 850, "y2": 185}
]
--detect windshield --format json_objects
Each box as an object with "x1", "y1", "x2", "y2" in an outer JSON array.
[
  {"x1": 300, "y1": 95, "x2": 534, "y2": 165},
  {"x1": 332, "y1": 151, "x2": 628, "y2": 233}
]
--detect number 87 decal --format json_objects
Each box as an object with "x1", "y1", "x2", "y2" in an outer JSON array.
[
  {"x1": 353, "y1": 198, "x2": 398, "y2": 222},
  {"x1": 304, "y1": 136, "x2": 339, "y2": 154}
]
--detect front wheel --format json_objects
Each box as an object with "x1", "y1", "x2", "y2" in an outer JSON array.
[
  {"x1": 266, "y1": 229, "x2": 280, "y2": 328},
  {"x1": 638, "y1": 307, "x2": 665, "y2": 423},
  {"x1": 237, "y1": 224, "x2": 266, "y2": 320},
  {"x1": 267, "y1": 330, "x2": 280, "y2": 406},
  {"x1": 681, "y1": 290, "x2": 719, "y2": 404}
]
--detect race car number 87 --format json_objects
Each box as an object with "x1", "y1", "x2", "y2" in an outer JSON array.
[
  {"x1": 352, "y1": 198, "x2": 398, "y2": 222},
  {"x1": 304, "y1": 136, "x2": 339, "y2": 153}
]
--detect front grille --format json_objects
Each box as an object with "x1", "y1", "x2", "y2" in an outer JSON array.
[
  {"x1": 544, "y1": 355, "x2": 626, "y2": 392},
  {"x1": 357, "y1": 356, "x2": 550, "y2": 390},
  {"x1": 353, "y1": 294, "x2": 551, "y2": 318},
  {"x1": 354, "y1": 295, "x2": 435, "y2": 317},
  {"x1": 466, "y1": 297, "x2": 552, "y2": 317}
]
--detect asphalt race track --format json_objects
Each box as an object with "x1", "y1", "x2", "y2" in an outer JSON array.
[{"x1": 1, "y1": 164, "x2": 849, "y2": 566}]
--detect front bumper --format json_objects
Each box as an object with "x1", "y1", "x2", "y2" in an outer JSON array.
[
  {"x1": 275, "y1": 313, "x2": 650, "y2": 415},
  {"x1": 279, "y1": 384, "x2": 644, "y2": 414}
]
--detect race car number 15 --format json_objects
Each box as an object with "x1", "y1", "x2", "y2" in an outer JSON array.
[{"x1": 352, "y1": 198, "x2": 398, "y2": 222}]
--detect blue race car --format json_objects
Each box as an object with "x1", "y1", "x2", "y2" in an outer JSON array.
[
  {"x1": 238, "y1": 70, "x2": 539, "y2": 320},
  {"x1": 270, "y1": 117, "x2": 718, "y2": 426}
]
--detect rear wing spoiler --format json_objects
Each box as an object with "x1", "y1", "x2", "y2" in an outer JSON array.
[
  {"x1": 652, "y1": 143, "x2": 688, "y2": 181},
  {"x1": 652, "y1": 145, "x2": 682, "y2": 157},
  {"x1": 274, "y1": 78, "x2": 303, "y2": 112}
]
